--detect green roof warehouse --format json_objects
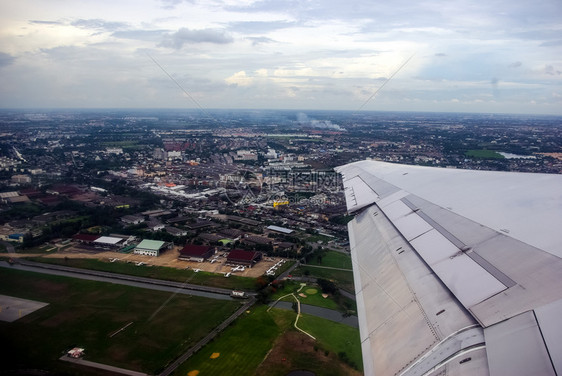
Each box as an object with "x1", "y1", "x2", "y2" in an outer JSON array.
[{"x1": 134, "y1": 239, "x2": 171, "y2": 257}]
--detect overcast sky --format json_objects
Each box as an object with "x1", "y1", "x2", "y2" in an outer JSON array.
[{"x1": 1, "y1": 0, "x2": 561, "y2": 114}]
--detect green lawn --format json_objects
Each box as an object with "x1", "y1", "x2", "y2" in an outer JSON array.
[
  {"x1": 173, "y1": 305, "x2": 362, "y2": 376},
  {"x1": 18, "y1": 244, "x2": 56, "y2": 254},
  {"x1": 172, "y1": 305, "x2": 293, "y2": 376},
  {"x1": 0, "y1": 268, "x2": 240, "y2": 374},
  {"x1": 26, "y1": 257, "x2": 257, "y2": 290},
  {"x1": 298, "y1": 314, "x2": 363, "y2": 371},
  {"x1": 466, "y1": 149, "x2": 505, "y2": 159},
  {"x1": 273, "y1": 281, "x2": 340, "y2": 311},
  {"x1": 101, "y1": 140, "x2": 142, "y2": 149},
  {"x1": 307, "y1": 250, "x2": 353, "y2": 269}
]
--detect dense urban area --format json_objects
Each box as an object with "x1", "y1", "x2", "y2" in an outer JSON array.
[{"x1": 0, "y1": 109, "x2": 561, "y2": 376}]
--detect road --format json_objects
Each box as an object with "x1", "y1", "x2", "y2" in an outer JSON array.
[
  {"x1": 271, "y1": 301, "x2": 358, "y2": 328},
  {"x1": 0, "y1": 249, "x2": 355, "y2": 375},
  {"x1": 1, "y1": 256, "x2": 258, "y2": 376},
  {"x1": 61, "y1": 356, "x2": 149, "y2": 376},
  {"x1": 158, "y1": 296, "x2": 256, "y2": 376},
  {"x1": 0, "y1": 259, "x2": 242, "y2": 301},
  {"x1": 302, "y1": 264, "x2": 353, "y2": 271}
]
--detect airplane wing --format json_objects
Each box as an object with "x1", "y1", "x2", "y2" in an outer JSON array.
[{"x1": 335, "y1": 160, "x2": 562, "y2": 376}]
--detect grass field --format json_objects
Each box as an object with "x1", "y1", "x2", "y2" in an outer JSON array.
[
  {"x1": 101, "y1": 140, "x2": 143, "y2": 149},
  {"x1": 307, "y1": 250, "x2": 353, "y2": 269},
  {"x1": 298, "y1": 313, "x2": 363, "y2": 371},
  {"x1": 18, "y1": 244, "x2": 58, "y2": 254},
  {"x1": 254, "y1": 330, "x2": 362, "y2": 376},
  {"x1": 26, "y1": 257, "x2": 257, "y2": 290},
  {"x1": 273, "y1": 281, "x2": 340, "y2": 311},
  {"x1": 295, "y1": 265, "x2": 355, "y2": 293},
  {"x1": 0, "y1": 268, "x2": 240, "y2": 374},
  {"x1": 173, "y1": 305, "x2": 292, "y2": 376},
  {"x1": 466, "y1": 149, "x2": 505, "y2": 159},
  {"x1": 174, "y1": 305, "x2": 362, "y2": 376}
]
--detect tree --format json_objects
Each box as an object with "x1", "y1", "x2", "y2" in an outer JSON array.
[{"x1": 317, "y1": 278, "x2": 338, "y2": 295}]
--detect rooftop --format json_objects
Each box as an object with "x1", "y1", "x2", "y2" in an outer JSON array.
[
  {"x1": 267, "y1": 225, "x2": 294, "y2": 234},
  {"x1": 94, "y1": 236, "x2": 123, "y2": 245},
  {"x1": 227, "y1": 249, "x2": 261, "y2": 261},
  {"x1": 136, "y1": 239, "x2": 166, "y2": 251},
  {"x1": 180, "y1": 244, "x2": 213, "y2": 257}
]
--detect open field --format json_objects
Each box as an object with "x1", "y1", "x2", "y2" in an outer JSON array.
[
  {"x1": 307, "y1": 250, "x2": 353, "y2": 269},
  {"x1": 294, "y1": 266, "x2": 355, "y2": 293},
  {"x1": 0, "y1": 268, "x2": 241, "y2": 374},
  {"x1": 174, "y1": 305, "x2": 362, "y2": 376},
  {"x1": 255, "y1": 330, "x2": 362, "y2": 376},
  {"x1": 466, "y1": 149, "x2": 505, "y2": 159},
  {"x1": 298, "y1": 313, "x2": 363, "y2": 371},
  {"x1": 172, "y1": 305, "x2": 290, "y2": 376}
]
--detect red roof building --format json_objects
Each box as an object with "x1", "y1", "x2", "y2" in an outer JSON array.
[
  {"x1": 227, "y1": 249, "x2": 262, "y2": 267},
  {"x1": 72, "y1": 233, "x2": 100, "y2": 243},
  {"x1": 179, "y1": 244, "x2": 215, "y2": 262}
]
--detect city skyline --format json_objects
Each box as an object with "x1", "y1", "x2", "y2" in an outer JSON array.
[{"x1": 1, "y1": 0, "x2": 561, "y2": 114}]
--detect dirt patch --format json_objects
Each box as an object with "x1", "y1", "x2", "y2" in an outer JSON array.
[{"x1": 255, "y1": 330, "x2": 362, "y2": 376}]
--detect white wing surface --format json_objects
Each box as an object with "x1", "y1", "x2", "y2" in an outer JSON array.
[{"x1": 336, "y1": 160, "x2": 562, "y2": 376}]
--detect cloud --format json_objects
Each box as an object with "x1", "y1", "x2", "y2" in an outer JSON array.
[
  {"x1": 71, "y1": 19, "x2": 129, "y2": 32},
  {"x1": 225, "y1": 71, "x2": 253, "y2": 87},
  {"x1": 540, "y1": 40, "x2": 562, "y2": 47},
  {"x1": 544, "y1": 65, "x2": 562, "y2": 76},
  {"x1": 30, "y1": 20, "x2": 63, "y2": 25},
  {"x1": 246, "y1": 36, "x2": 276, "y2": 46},
  {"x1": 159, "y1": 0, "x2": 194, "y2": 10},
  {"x1": 228, "y1": 20, "x2": 298, "y2": 34},
  {"x1": 0, "y1": 52, "x2": 15, "y2": 68},
  {"x1": 435, "y1": 53, "x2": 447, "y2": 57},
  {"x1": 112, "y1": 30, "x2": 168, "y2": 42},
  {"x1": 509, "y1": 61, "x2": 522, "y2": 68},
  {"x1": 160, "y1": 28, "x2": 233, "y2": 49}
]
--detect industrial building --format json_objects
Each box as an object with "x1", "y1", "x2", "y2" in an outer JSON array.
[
  {"x1": 227, "y1": 249, "x2": 262, "y2": 267},
  {"x1": 179, "y1": 244, "x2": 215, "y2": 262},
  {"x1": 134, "y1": 239, "x2": 170, "y2": 257}
]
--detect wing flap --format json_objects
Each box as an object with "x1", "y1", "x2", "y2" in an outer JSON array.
[{"x1": 338, "y1": 160, "x2": 562, "y2": 376}]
